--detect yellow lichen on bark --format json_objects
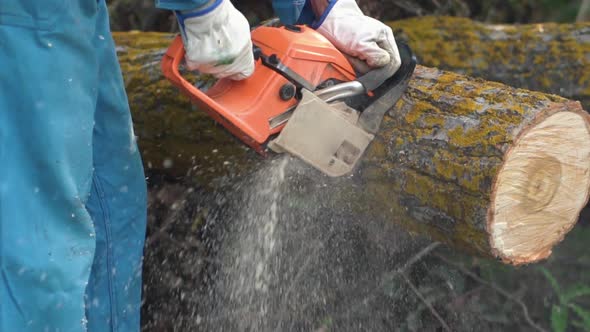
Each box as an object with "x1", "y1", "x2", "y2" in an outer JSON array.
[
  {"x1": 365, "y1": 66, "x2": 590, "y2": 264},
  {"x1": 389, "y1": 16, "x2": 590, "y2": 108},
  {"x1": 111, "y1": 31, "x2": 590, "y2": 264}
]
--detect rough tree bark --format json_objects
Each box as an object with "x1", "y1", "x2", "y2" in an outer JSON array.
[
  {"x1": 113, "y1": 31, "x2": 590, "y2": 265},
  {"x1": 390, "y1": 16, "x2": 590, "y2": 109},
  {"x1": 357, "y1": 67, "x2": 590, "y2": 264}
]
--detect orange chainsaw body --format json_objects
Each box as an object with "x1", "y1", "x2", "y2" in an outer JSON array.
[{"x1": 161, "y1": 25, "x2": 357, "y2": 154}]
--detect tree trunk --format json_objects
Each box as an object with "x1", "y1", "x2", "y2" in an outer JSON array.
[
  {"x1": 357, "y1": 66, "x2": 590, "y2": 265},
  {"x1": 578, "y1": 0, "x2": 590, "y2": 22},
  {"x1": 390, "y1": 16, "x2": 590, "y2": 109},
  {"x1": 113, "y1": 31, "x2": 590, "y2": 265}
]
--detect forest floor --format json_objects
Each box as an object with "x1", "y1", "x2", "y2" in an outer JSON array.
[{"x1": 139, "y1": 176, "x2": 590, "y2": 332}]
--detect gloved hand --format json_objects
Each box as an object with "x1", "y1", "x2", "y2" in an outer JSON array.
[
  {"x1": 312, "y1": 0, "x2": 401, "y2": 73},
  {"x1": 175, "y1": 0, "x2": 255, "y2": 80}
]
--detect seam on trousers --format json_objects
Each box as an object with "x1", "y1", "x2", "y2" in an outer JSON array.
[
  {"x1": 1, "y1": 269, "x2": 25, "y2": 319},
  {"x1": 92, "y1": 175, "x2": 118, "y2": 332}
]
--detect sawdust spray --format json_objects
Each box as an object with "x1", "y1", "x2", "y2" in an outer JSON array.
[
  {"x1": 211, "y1": 156, "x2": 288, "y2": 330},
  {"x1": 197, "y1": 155, "x2": 421, "y2": 331}
]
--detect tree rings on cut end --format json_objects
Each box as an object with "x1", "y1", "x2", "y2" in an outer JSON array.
[{"x1": 490, "y1": 111, "x2": 590, "y2": 264}]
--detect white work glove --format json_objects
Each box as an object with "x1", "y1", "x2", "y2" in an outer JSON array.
[
  {"x1": 176, "y1": 0, "x2": 255, "y2": 80},
  {"x1": 314, "y1": 0, "x2": 401, "y2": 73}
]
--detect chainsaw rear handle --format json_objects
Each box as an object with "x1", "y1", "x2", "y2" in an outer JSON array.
[
  {"x1": 161, "y1": 35, "x2": 267, "y2": 153},
  {"x1": 161, "y1": 35, "x2": 205, "y2": 98}
]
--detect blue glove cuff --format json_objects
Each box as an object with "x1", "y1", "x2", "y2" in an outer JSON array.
[
  {"x1": 310, "y1": 0, "x2": 338, "y2": 29},
  {"x1": 174, "y1": 0, "x2": 223, "y2": 31}
]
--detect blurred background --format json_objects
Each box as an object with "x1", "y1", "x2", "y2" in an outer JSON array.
[{"x1": 106, "y1": 0, "x2": 590, "y2": 32}]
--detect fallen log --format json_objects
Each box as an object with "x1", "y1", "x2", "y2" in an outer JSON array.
[
  {"x1": 357, "y1": 67, "x2": 590, "y2": 264},
  {"x1": 390, "y1": 16, "x2": 590, "y2": 109},
  {"x1": 113, "y1": 32, "x2": 590, "y2": 264}
]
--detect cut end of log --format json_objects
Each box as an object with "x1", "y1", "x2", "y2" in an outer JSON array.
[{"x1": 490, "y1": 109, "x2": 590, "y2": 264}]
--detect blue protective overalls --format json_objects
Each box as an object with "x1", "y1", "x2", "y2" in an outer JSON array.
[{"x1": 0, "y1": 0, "x2": 314, "y2": 331}]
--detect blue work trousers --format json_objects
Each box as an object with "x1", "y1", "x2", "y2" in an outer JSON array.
[{"x1": 0, "y1": 0, "x2": 147, "y2": 331}]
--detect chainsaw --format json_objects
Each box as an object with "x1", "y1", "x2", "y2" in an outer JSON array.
[{"x1": 161, "y1": 22, "x2": 416, "y2": 177}]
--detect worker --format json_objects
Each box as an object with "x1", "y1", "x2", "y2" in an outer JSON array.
[
  {"x1": 162, "y1": 0, "x2": 401, "y2": 80},
  {"x1": 0, "y1": 0, "x2": 400, "y2": 331}
]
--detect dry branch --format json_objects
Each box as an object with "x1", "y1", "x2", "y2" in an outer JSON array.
[
  {"x1": 402, "y1": 273, "x2": 452, "y2": 332},
  {"x1": 435, "y1": 253, "x2": 548, "y2": 332}
]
